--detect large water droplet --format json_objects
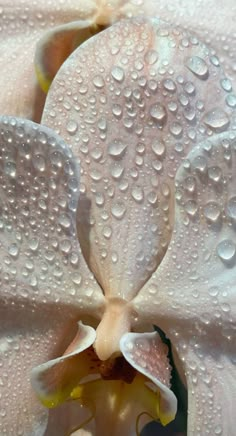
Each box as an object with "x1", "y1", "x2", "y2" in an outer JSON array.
[
  {"x1": 226, "y1": 196, "x2": 236, "y2": 220},
  {"x1": 150, "y1": 103, "x2": 167, "y2": 125},
  {"x1": 111, "y1": 202, "x2": 126, "y2": 219},
  {"x1": 111, "y1": 66, "x2": 124, "y2": 82},
  {"x1": 204, "y1": 201, "x2": 221, "y2": 222},
  {"x1": 186, "y1": 56, "x2": 209, "y2": 79},
  {"x1": 185, "y1": 200, "x2": 198, "y2": 217},
  {"x1": 203, "y1": 108, "x2": 230, "y2": 132},
  {"x1": 66, "y1": 120, "x2": 78, "y2": 135},
  {"x1": 163, "y1": 79, "x2": 176, "y2": 92},
  {"x1": 8, "y1": 243, "x2": 19, "y2": 258},
  {"x1": 151, "y1": 140, "x2": 166, "y2": 157},
  {"x1": 108, "y1": 140, "x2": 127, "y2": 158},
  {"x1": 93, "y1": 75, "x2": 105, "y2": 88},
  {"x1": 131, "y1": 186, "x2": 144, "y2": 202},
  {"x1": 217, "y1": 239, "x2": 236, "y2": 264}
]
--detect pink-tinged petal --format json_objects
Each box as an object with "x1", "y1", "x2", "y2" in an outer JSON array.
[
  {"x1": 0, "y1": 300, "x2": 79, "y2": 435},
  {"x1": 120, "y1": 331, "x2": 177, "y2": 426},
  {"x1": 31, "y1": 322, "x2": 96, "y2": 408},
  {"x1": 133, "y1": 131, "x2": 236, "y2": 434},
  {"x1": 42, "y1": 17, "x2": 234, "y2": 303},
  {"x1": 140, "y1": 0, "x2": 236, "y2": 88},
  {"x1": 0, "y1": 116, "x2": 103, "y2": 434},
  {"x1": 0, "y1": 116, "x2": 103, "y2": 311}
]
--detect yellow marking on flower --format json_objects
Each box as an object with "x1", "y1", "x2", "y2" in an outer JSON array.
[
  {"x1": 35, "y1": 64, "x2": 52, "y2": 94},
  {"x1": 35, "y1": 23, "x2": 106, "y2": 93},
  {"x1": 70, "y1": 373, "x2": 174, "y2": 432}
]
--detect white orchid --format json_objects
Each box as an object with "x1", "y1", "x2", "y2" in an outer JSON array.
[{"x1": 0, "y1": 2, "x2": 236, "y2": 436}]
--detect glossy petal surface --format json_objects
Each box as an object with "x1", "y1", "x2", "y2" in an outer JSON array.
[
  {"x1": 134, "y1": 131, "x2": 236, "y2": 434},
  {"x1": 42, "y1": 17, "x2": 235, "y2": 303},
  {"x1": 1, "y1": 1, "x2": 236, "y2": 118},
  {"x1": 0, "y1": 116, "x2": 103, "y2": 434},
  {"x1": 31, "y1": 323, "x2": 96, "y2": 408},
  {"x1": 120, "y1": 331, "x2": 177, "y2": 425}
]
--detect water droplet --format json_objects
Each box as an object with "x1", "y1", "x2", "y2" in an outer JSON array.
[
  {"x1": 163, "y1": 79, "x2": 176, "y2": 92},
  {"x1": 5, "y1": 161, "x2": 16, "y2": 178},
  {"x1": 8, "y1": 243, "x2": 19, "y2": 258},
  {"x1": 185, "y1": 200, "x2": 198, "y2": 217},
  {"x1": 93, "y1": 75, "x2": 105, "y2": 88},
  {"x1": 151, "y1": 140, "x2": 166, "y2": 157},
  {"x1": 111, "y1": 66, "x2": 124, "y2": 82},
  {"x1": 66, "y1": 120, "x2": 78, "y2": 135},
  {"x1": 29, "y1": 238, "x2": 39, "y2": 251},
  {"x1": 111, "y1": 202, "x2": 126, "y2": 219},
  {"x1": 226, "y1": 196, "x2": 236, "y2": 220},
  {"x1": 193, "y1": 155, "x2": 207, "y2": 174},
  {"x1": 32, "y1": 154, "x2": 46, "y2": 172},
  {"x1": 185, "y1": 176, "x2": 196, "y2": 193},
  {"x1": 184, "y1": 81, "x2": 195, "y2": 95},
  {"x1": 203, "y1": 108, "x2": 230, "y2": 132},
  {"x1": 217, "y1": 239, "x2": 236, "y2": 263},
  {"x1": 110, "y1": 163, "x2": 124, "y2": 179},
  {"x1": 186, "y1": 56, "x2": 209, "y2": 79},
  {"x1": 144, "y1": 49, "x2": 158, "y2": 65},
  {"x1": 214, "y1": 425, "x2": 222, "y2": 435},
  {"x1": 103, "y1": 226, "x2": 112, "y2": 239},
  {"x1": 150, "y1": 103, "x2": 167, "y2": 125},
  {"x1": 112, "y1": 104, "x2": 123, "y2": 117},
  {"x1": 72, "y1": 272, "x2": 82, "y2": 286},
  {"x1": 131, "y1": 186, "x2": 144, "y2": 202},
  {"x1": 220, "y1": 78, "x2": 232, "y2": 92},
  {"x1": 204, "y1": 201, "x2": 221, "y2": 222},
  {"x1": 169, "y1": 122, "x2": 183, "y2": 137},
  {"x1": 58, "y1": 213, "x2": 72, "y2": 229},
  {"x1": 226, "y1": 94, "x2": 236, "y2": 108},
  {"x1": 95, "y1": 193, "x2": 105, "y2": 206},
  {"x1": 208, "y1": 166, "x2": 222, "y2": 183},
  {"x1": 108, "y1": 140, "x2": 127, "y2": 158}
]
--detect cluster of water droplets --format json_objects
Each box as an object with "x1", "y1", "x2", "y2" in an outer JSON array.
[
  {"x1": 176, "y1": 132, "x2": 236, "y2": 271},
  {"x1": 43, "y1": 17, "x2": 235, "y2": 302},
  {"x1": 122, "y1": 332, "x2": 171, "y2": 388},
  {"x1": 0, "y1": 117, "x2": 99, "y2": 306}
]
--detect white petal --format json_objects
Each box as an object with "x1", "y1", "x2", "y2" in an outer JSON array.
[
  {"x1": 120, "y1": 331, "x2": 177, "y2": 426},
  {"x1": 0, "y1": 116, "x2": 103, "y2": 435},
  {"x1": 42, "y1": 17, "x2": 234, "y2": 303},
  {"x1": 31, "y1": 322, "x2": 96, "y2": 408},
  {"x1": 134, "y1": 131, "x2": 236, "y2": 434}
]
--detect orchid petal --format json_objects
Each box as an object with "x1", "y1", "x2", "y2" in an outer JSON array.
[
  {"x1": 1, "y1": 1, "x2": 236, "y2": 119},
  {"x1": 35, "y1": 20, "x2": 104, "y2": 93},
  {"x1": 120, "y1": 331, "x2": 177, "y2": 426},
  {"x1": 31, "y1": 322, "x2": 96, "y2": 408},
  {"x1": 134, "y1": 131, "x2": 236, "y2": 434},
  {"x1": 138, "y1": 0, "x2": 236, "y2": 88},
  {"x1": 0, "y1": 116, "x2": 103, "y2": 434},
  {"x1": 42, "y1": 17, "x2": 234, "y2": 308}
]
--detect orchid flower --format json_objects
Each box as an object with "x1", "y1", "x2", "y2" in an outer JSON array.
[{"x1": 0, "y1": 2, "x2": 236, "y2": 436}]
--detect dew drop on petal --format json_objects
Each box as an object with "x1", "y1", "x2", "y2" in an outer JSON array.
[
  {"x1": 186, "y1": 56, "x2": 209, "y2": 79},
  {"x1": 203, "y1": 202, "x2": 221, "y2": 223},
  {"x1": 226, "y1": 196, "x2": 236, "y2": 220},
  {"x1": 111, "y1": 202, "x2": 126, "y2": 219},
  {"x1": 217, "y1": 239, "x2": 236, "y2": 263},
  {"x1": 203, "y1": 108, "x2": 230, "y2": 132},
  {"x1": 111, "y1": 66, "x2": 124, "y2": 82}
]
